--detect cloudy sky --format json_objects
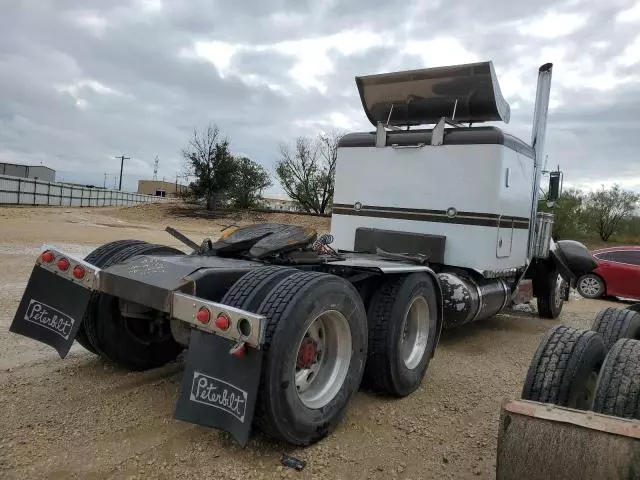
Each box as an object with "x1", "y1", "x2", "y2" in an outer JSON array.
[{"x1": 1, "y1": 0, "x2": 639, "y2": 194}]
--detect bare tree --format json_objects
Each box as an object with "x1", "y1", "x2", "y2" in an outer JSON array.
[
  {"x1": 181, "y1": 124, "x2": 235, "y2": 210},
  {"x1": 275, "y1": 130, "x2": 345, "y2": 214},
  {"x1": 584, "y1": 184, "x2": 639, "y2": 241}
]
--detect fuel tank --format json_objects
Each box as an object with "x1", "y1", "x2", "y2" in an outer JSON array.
[{"x1": 438, "y1": 272, "x2": 510, "y2": 329}]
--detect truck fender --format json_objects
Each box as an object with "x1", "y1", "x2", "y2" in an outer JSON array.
[
  {"x1": 550, "y1": 239, "x2": 597, "y2": 281},
  {"x1": 421, "y1": 268, "x2": 444, "y2": 348}
]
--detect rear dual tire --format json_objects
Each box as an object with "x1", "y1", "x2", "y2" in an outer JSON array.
[
  {"x1": 80, "y1": 240, "x2": 185, "y2": 371},
  {"x1": 222, "y1": 268, "x2": 440, "y2": 444},
  {"x1": 223, "y1": 268, "x2": 368, "y2": 445},
  {"x1": 364, "y1": 273, "x2": 439, "y2": 397},
  {"x1": 256, "y1": 271, "x2": 368, "y2": 445},
  {"x1": 78, "y1": 240, "x2": 147, "y2": 354}
]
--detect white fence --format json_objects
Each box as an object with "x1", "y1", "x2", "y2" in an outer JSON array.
[{"x1": 0, "y1": 174, "x2": 161, "y2": 207}]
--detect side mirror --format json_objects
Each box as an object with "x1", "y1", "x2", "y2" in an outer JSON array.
[{"x1": 547, "y1": 170, "x2": 562, "y2": 207}]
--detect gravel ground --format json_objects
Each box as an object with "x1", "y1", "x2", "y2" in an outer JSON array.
[{"x1": 0, "y1": 204, "x2": 630, "y2": 479}]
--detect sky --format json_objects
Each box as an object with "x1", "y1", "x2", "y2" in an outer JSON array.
[{"x1": 1, "y1": 0, "x2": 639, "y2": 194}]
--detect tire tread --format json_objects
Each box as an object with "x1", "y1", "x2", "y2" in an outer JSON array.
[
  {"x1": 522, "y1": 325, "x2": 604, "y2": 407},
  {"x1": 221, "y1": 266, "x2": 295, "y2": 312},
  {"x1": 592, "y1": 338, "x2": 640, "y2": 419},
  {"x1": 252, "y1": 271, "x2": 335, "y2": 442},
  {"x1": 83, "y1": 242, "x2": 184, "y2": 370},
  {"x1": 364, "y1": 276, "x2": 405, "y2": 394},
  {"x1": 536, "y1": 269, "x2": 564, "y2": 319},
  {"x1": 591, "y1": 307, "x2": 640, "y2": 350},
  {"x1": 78, "y1": 240, "x2": 148, "y2": 353}
]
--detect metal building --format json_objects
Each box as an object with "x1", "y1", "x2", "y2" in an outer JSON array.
[
  {"x1": 0, "y1": 162, "x2": 56, "y2": 182},
  {"x1": 137, "y1": 179, "x2": 187, "y2": 198}
]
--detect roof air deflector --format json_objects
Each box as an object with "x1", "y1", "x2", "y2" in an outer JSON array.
[{"x1": 355, "y1": 61, "x2": 511, "y2": 127}]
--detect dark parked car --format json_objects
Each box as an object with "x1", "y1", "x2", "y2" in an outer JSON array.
[{"x1": 576, "y1": 246, "x2": 640, "y2": 301}]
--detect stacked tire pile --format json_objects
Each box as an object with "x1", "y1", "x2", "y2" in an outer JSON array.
[{"x1": 522, "y1": 305, "x2": 640, "y2": 419}]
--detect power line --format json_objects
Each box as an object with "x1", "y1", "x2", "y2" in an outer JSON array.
[{"x1": 115, "y1": 155, "x2": 130, "y2": 191}]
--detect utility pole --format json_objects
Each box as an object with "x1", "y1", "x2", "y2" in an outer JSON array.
[
  {"x1": 115, "y1": 155, "x2": 130, "y2": 191},
  {"x1": 103, "y1": 173, "x2": 107, "y2": 189}
]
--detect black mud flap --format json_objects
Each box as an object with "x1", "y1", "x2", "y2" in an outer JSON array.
[
  {"x1": 9, "y1": 266, "x2": 92, "y2": 358},
  {"x1": 174, "y1": 330, "x2": 263, "y2": 446}
]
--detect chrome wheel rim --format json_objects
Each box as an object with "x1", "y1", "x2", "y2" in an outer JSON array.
[
  {"x1": 294, "y1": 310, "x2": 352, "y2": 409},
  {"x1": 401, "y1": 295, "x2": 430, "y2": 370},
  {"x1": 579, "y1": 276, "x2": 601, "y2": 297}
]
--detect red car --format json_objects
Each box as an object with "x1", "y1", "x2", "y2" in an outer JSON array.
[{"x1": 576, "y1": 245, "x2": 640, "y2": 301}]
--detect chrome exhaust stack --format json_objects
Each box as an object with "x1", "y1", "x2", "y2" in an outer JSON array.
[{"x1": 527, "y1": 63, "x2": 554, "y2": 260}]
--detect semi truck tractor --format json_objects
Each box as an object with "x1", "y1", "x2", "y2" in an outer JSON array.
[{"x1": 9, "y1": 60, "x2": 596, "y2": 446}]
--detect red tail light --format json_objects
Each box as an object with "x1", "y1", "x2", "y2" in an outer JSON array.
[
  {"x1": 72, "y1": 265, "x2": 86, "y2": 279},
  {"x1": 41, "y1": 251, "x2": 55, "y2": 263},
  {"x1": 196, "y1": 307, "x2": 211, "y2": 324},
  {"x1": 215, "y1": 313, "x2": 230, "y2": 331},
  {"x1": 230, "y1": 342, "x2": 246, "y2": 358},
  {"x1": 57, "y1": 258, "x2": 70, "y2": 271}
]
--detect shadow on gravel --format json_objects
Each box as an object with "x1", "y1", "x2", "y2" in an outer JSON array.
[{"x1": 437, "y1": 312, "x2": 557, "y2": 346}]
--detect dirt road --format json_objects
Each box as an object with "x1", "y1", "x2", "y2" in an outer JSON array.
[{"x1": 0, "y1": 204, "x2": 626, "y2": 479}]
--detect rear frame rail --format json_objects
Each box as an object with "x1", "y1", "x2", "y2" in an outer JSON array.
[{"x1": 23, "y1": 245, "x2": 267, "y2": 351}]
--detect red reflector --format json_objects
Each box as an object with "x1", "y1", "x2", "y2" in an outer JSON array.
[
  {"x1": 196, "y1": 307, "x2": 211, "y2": 324},
  {"x1": 41, "y1": 251, "x2": 55, "y2": 263},
  {"x1": 229, "y1": 342, "x2": 246, "y2": 359},
  {"x1": 57, "y1": 258, "x2": 70, "y2": 271},
  {"x1": 72, "y1": 265, "x2": 86, "y2": 279},
  {"x1": 215, "y1": 313, "x2": 230, "y2": 331}
]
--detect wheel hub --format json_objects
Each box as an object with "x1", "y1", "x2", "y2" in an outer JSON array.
[
  {"x1": 293, "y1": 310, "x2": 351, "y2": 409},
  {"x1": 297, "y1": 338, "x2": 318, "y2": 369},
  {"x1": 401, "y1": 295, "x2": 430, "y2": 370}
]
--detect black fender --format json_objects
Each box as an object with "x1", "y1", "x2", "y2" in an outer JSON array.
[
  {"x1": 528, "y1": 239, "x2": 596, "y2": 300},
  {"x1": 423, "y1": 268, "x2": 445, "y2": 351},
  {"x1": 551, "y1": 239, "x2": 597, "y2": 280}
]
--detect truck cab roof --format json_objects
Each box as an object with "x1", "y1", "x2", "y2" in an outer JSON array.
[{"x1": 337, "y1": 126, "x2": 534, "y2": 159}]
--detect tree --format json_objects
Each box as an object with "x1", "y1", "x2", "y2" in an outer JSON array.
[
  {"x1": 583, "y1": 184, "x2": 639, "y2": 241},
  {"x1": 227, "y1": 156, "x2": 272, "y2": 209},
  {"x1": 538, "y1": 188, "x2": 587, "y2": 240},
  {"x1": 275, "y1": 130, "x2": 344, "y2": 214},
  {"x1": 181, "y1": 124, "x2": 236, "y2": 210}
]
